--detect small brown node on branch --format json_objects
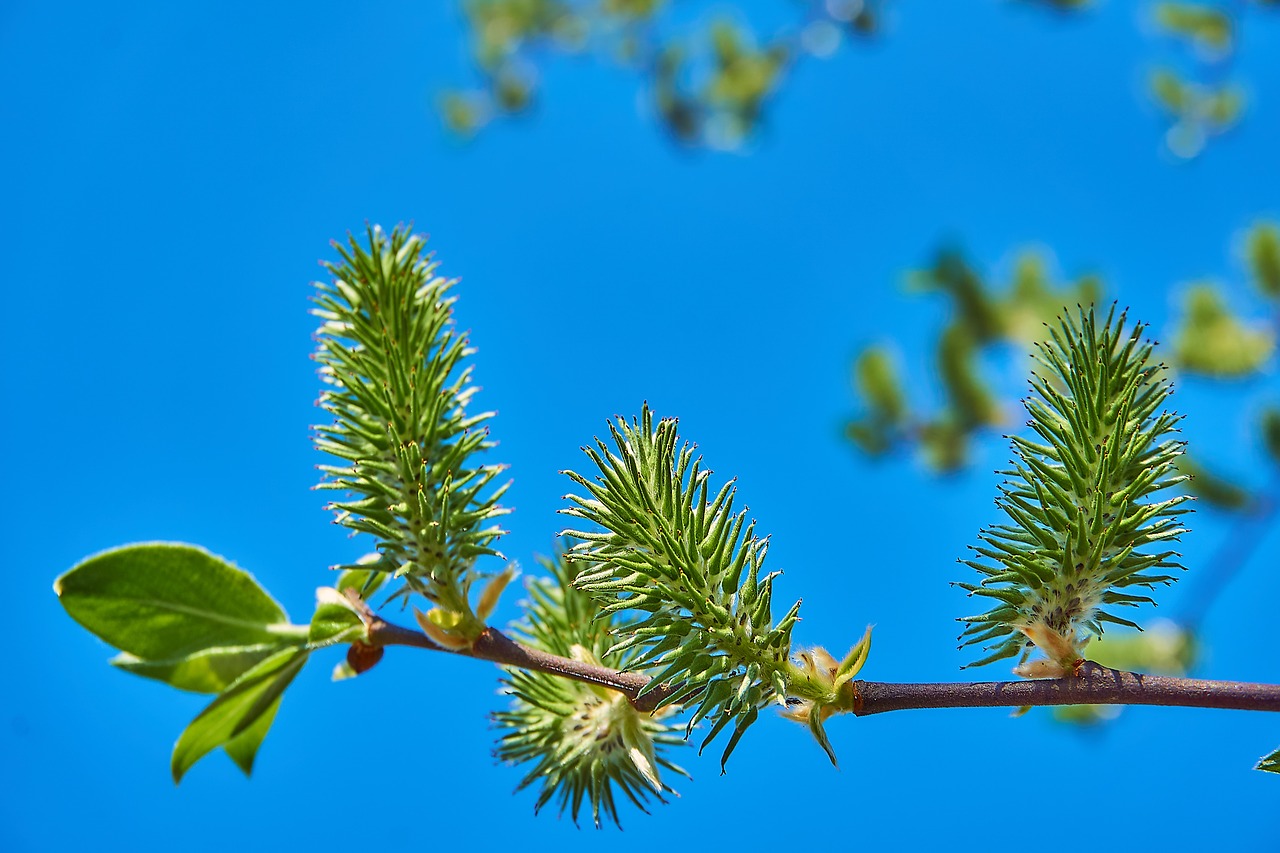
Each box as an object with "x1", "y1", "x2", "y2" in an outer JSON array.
[{"x1": 347, "y1": 641, "x2": 385, "y2": 674}]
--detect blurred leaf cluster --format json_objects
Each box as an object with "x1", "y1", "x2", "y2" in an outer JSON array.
[
  {"x1": 442, "y1": 0, "x2": 886, "y2": 149},
  {"x1": 1171, "y1": 283, "x2": 1273, "y2": 376},
  {"x1": 1171, "y1": 220, "x2": 1280, "y2": 379},
  {"x1": 441, "y1": 1, "x2": 1276, "y2": 156},
  {"x1": 851, "y1": 221, "x2": 1280, "y2": 505},
  {"x1": 846, "y1": 248, "x2": 1099, "y2": 471},
  {"x1": 1145, "y1": 2, "x2": 1277, "y2": 159},
  {"x1": 655, "y1": 19, "x2": 789, "y2": 149}
]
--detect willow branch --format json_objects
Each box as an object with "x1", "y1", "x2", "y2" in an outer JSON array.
[
  {"x1": 345, "y1": 589, "x2": 678, "y2": 711},
  {"x1": 347, "y1": 592, "x2": 1280, "y2": 717},
  {"x1": 852, "y1": 661, "x2": 1280, "y2": 715}
]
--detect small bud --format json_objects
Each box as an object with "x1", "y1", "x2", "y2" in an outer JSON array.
[
  {"x1": 346, "y1": 641, "x2": 384, "y2": 674},
  {"x1": 1013, "y1": 658, "x2": 1068, "y2": 679},
  {"x1": 414, "y1": 608, "x2": 472, "y2": 650}
]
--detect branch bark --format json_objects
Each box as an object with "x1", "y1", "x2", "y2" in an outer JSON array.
[
  {"x1": 852, "y1": 661, "x2": 1280, "y2": 715},
  {"x1": 349, "y1": 594, "x2": 1280, "y2": 716},
  {"x1": 347, "y1": 590, "x2": 679, "y2": 711}
]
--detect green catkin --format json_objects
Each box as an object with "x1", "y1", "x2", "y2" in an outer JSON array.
[
  {"x1": 957, "y1": 307, "x2": 1191, "y2": 673},
  {"x1": 312, "y1": 226, "x2": 511, "y2": 627}
]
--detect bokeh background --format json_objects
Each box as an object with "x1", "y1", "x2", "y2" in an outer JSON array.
[{"x1": 4, "y1": 2, "x2": 1280, "y2": 850}]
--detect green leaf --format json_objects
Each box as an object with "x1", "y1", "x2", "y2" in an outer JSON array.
[
  {"x1": 919, "y1": 416, "x2": 969, "y2": 472},
  {"x1": 807, "y1": 710, "x2": 838, "y2": 767},
  {"x1": 854, "y1": 346, "x2": 907, "y2": 423},
  {"x1": 56, "y1": 543, "x2": 304, "y2": 660},
  {"x1": 1246, "y1": 222, "x2": 1280, "y2": 299},
  {"x1": 1150, "y1": 68, "x2": 1190, "y2": 116},
  {"x1": 1176, "y1": 456, "x2": 1252, "y2": 511},
  {"x1": 308, "y1": 588, "x2": 366, "y2": 646},
  {"x1": 1257, "y1": 747, "x2": 1280, "y2": 774},
  {"x1": 110, "y1": 645, "x2": 280, "y2": 694},
  {"x1": 937, "y1": 324, "x2": 1000, "y2": 428},
  {"x1": 1153, "y1": 2, "x2": 1233, "y2": 52},
  {"x1": 912, "y1": 249, "x2": 1004, "y2": 342},
  {"x1": 845, "y1": 419, "x2": 892, "y2": 456},
  {"x1": 171, "y1": 647, "x2": 308, "y2": 783},
  {"x1": 223, "y1": 694, "x2": 283, "y2": 776},
  {"x1": 1262, "y1": 408, "x2": 1280, "y2": 467},
  {"x1": 334, "y1": 561, "x2": 389, "y2": 599},
  {"x1": 1173, "y1": 283, "x2": 1274, "y2": 377},
  {"x1": 1081, "y1": 622, "x2": 1195, "y2": 674}
]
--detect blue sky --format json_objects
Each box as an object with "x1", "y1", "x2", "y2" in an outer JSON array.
[{"x1": 4, "y1": 2, "x2": 1280, "y2": 850}]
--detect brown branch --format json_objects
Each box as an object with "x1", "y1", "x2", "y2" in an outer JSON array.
[
  {"x1": 344, "y1": 589, "x2": 678, "y2": 712},
  {"x1": 345, "y1": 593, "x2": 1280, "y2": 717},
  {"x1": 852, "y1": 661, "x2": 1280, "y2": 715}
]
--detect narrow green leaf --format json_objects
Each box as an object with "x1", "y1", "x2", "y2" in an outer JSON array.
[
  {"x1": 807, "y1": 711, "x2": 838, "y2": 767},
  {"x1": 1246, "y1": 222, "x2": 1280, "y2": 299},
  {"x1": 1257, "y1": 747, "x2": 1280, "y2": 774},
  {"x1": 854, "y1": 346, "x2": 907, "y2": 423},
  {"x1": 1153, "y1": 2, "x2": 1233, "y2": 52},
  {"x1": 335, "y1": 561, "x2": 390, "y2": 599},
  {"x1": 110, "y1": 645, "x2": 280, "y2": 694},
  {"x1": 56, "y1": 543, "x2": 301, "y2": 660},
  {"x1": 171, "y1": 647, "x2": 308, "y2": 783},
  {"x1": 222, "y1": 695, "x2": 283, "y2": 776},
  {"x1": 1150, "y1": 68, "x2": 1188, "y2": 115}
]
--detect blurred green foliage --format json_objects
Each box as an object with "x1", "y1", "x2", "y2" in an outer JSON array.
[
  {"x1": 1155, "y1": 2, "x2": 1233, "y2": 54},
  {"x1": 1172, "y1": 283, "x2": 1274, "y2": 377},
  {"x1": 1246, "y1": 222, "x2": 1280, "y2": 298},
  {"x1": 1146, "y1": 2, "x2": 1278, "y2": 159},
  {"x1": 1176, "y1": 456, "x2": 1253, "y2": 511},
  {"x1": 441, "y1": 2, "x2": 880, "y2": 149},
  {"x1": 846, "y1": 248, "x2": 1099, "y2": 471},
  {"x1": 1148, "y1": 68, "x2": 1245, "y2": 160},
  {"x1": 1261, "y1": 407, "x2": 1280, "y2": 465},
  {"x1": 850, "y1": 223, "x2": 1280, "y2": 495},
  {"x1": 440, "y1": 1, "x2": 1275, "y2": 156}
]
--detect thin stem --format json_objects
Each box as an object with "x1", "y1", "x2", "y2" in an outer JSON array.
[
  {"x1": 346, "y1": 589, "x2": 678, "y2": 712},
  {"x1": 852, "y1": 661, "x2": 1280, "y2": 715},
  {"x1": 348, "y1": 592, "x2": 1280, "y2": 717}
]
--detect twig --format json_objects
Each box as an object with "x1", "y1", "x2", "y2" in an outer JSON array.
[
  {"x1": 344, "y1": 592, "x2": 1280, "y2": 717},
  {"x1": 852, "y1": 661, "x2": 1280, "y2": 715},
  {"x1": 344, "y1": 589, "x2": 678, "y2": 712}
]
